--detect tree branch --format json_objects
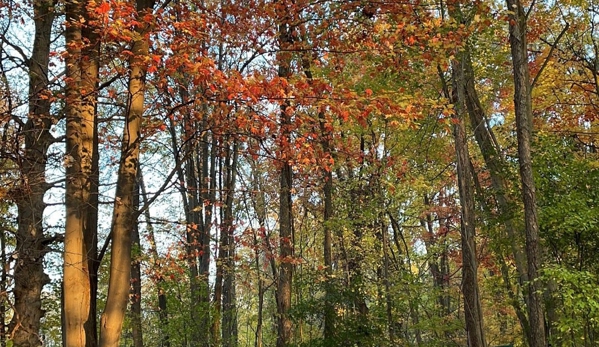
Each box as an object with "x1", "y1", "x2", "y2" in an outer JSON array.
[{"x1": 531, "y1": 22, "x2": 570, "y2": 90}]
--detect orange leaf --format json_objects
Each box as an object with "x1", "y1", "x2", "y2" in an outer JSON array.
[{"x1": 97, "y1": 1, "x2": 110, "y2": 14}]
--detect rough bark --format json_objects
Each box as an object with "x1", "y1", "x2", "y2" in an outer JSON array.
[
  {"x1": 276, "y1": 2, "x2": 294, "y2": 346},
  {"x1": 63, "y1": 0, "x2": 100, "y2": 345},
  {"x1": 0, "y1": 216, "x2": 7, "y2": 347},
  {"x1": 9, "y1": 0, "x2": 55, "y2": 345},
  {"x1": 459, "y1": 46, "x2": 532, "y2": 338},
  {"x1": 506, "y1": 1, "x2": 547, "y2": 346},
  {"x1": 452, "y1": 58, "x2": 486, "y2": 347},
  {"x1": 98, "y1": 0, "x2": 154, "y2": 344},
  {"x1": 276, "y1": 144, "x2": 293, "y2": 347}
]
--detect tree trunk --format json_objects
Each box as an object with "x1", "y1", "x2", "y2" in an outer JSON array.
[
  {"x1": 0, "y1": 216, "x2": 7, "y2": 347},
  {"x1": 381, "y1": 220, "x2": 394, "y2": 343},
  {"x1": 84, "y1": 22, "x2": 101, "y2": 347},
  {"x1": 9, "y1": 0, "x2": 55, "y2": 345},
  {"x1": 301, "y1": 52, "x2": 335, "y2": 344},
  {"x1": 99, "y1": 0, "x2": 154, "y2": 344},
  {"x1": 459, "y1": 45, "x2": 532, "y2": 339},
  {"x1": 63, "y1": 0, "x2": 100, "y2": 344},
  {"x1": 506, "y1": 1, "x2": 547, "y2": 346},
  {"x1": 277, "y1": 147, "x2": 293, "y2": 347},
  {"x1": 130, "y1": 178, "x2": 144, "y2": 347},
  {"x1": 251, "y1": 156, "x2": 267, "y2": 347},
  {"x1": 139, "y1": 169, "x2": 170, "y2": 347},
  {"x1": 222, "y1": 141, "x2": 239, "y2": 347},
  {"x1": 452, "y1": 58, "x2": 487, "y2": 347},
  {"x1": 276, "y1": 2, "x2": 294, "y2": 346}
]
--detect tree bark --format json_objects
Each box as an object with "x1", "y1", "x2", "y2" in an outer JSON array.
[
  {"x1": 0, "y1": 214, "x2": 7, "y2": 347},
  {"x1": 276, "y1": 2, "x2": 294, "y2": 346},
  {"x1": 139, "y1": 169, "x2": 170, "y2": 347},
  {"x1": 63, "y1": 0, "x2": 100, "y2": 345},
  {"x1": 459, "y1": 45, "x2": 532, "y2": 339},
  {"x1": 9, "y1": 0, "x2": 55, "y2": 345},
  {"x1": 506, "y1": 1, "x2": 547, "y2": 346},
  {"x1": 451, "y1": 58, "x2": 487, "y2": 347},
  {"x1": 98, "y1": 0, "x2": 154, "y2": 345},
  {"x1": 301, "y1": 52, "x2": 335, "y2": 344},
  {"x1": 250, "y1": 156, "x2": 267, "y2": 347},
  {"x1": 130, "y1": 189, "x2": 144, "y2": 347},
  {"x1": 130, "y1": 177, "x2": 144, "y2": 347},
  {"x1": 222, "y1": 140, "x2": 239, "y2": 347}
]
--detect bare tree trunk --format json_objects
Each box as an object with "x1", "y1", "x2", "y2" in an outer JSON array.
[
  {"x1": 276, "y1": 2, "x2": 294, "y2": 346},
  {"x1": 0, "y1": 218, "x2": 7, "y2": 347},
  {"x1": 83, "y1": 14, "x2": 101, "y2": 346},
  {"x1": 139, "y1": 170, "x2": 170, "y2": 347},
  {"x1": 380, "y1": 219, "x2": 394, "y2": 343},
  {"x1": 506, "y1": 1, "x2": 546, "y2": 346},
  {"x1": 130, "y1": 178, "x2": 144, "y2": 347},
  {"x1": 459, "y1": 46, "x2": 532, "y2": 339},
  {"x1": 9, "y1": 0, "x2": 55, "y2": 345},
  {"x1": 251, "y1": 156, "x2": 267, "y2": 347},
  {"x1": 99, "y1": 0, "x2": 154, "y2": 344},
  {"x1": 63, "y1": 0, "x2": 101, "y2": 344},
  {"x1": 451, "y1": 58, "x2": 486, "y2": 347},
  {"x1": 276, "y1": 146, "x2": 293, "y2": 347},
  {"x1": 222, "y1": 141, "x2": 239, "y2": 347},
  {"x1": 254, "y1": 239, "x2": 264, "y2": 347}
]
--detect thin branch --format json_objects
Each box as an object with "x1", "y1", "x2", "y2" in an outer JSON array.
[
  {"x1": 97, "y1": 232, "x2": 112, "y2": 264},
  {"x1": 531, "y1": 22, "x2": 570, "y2": 90},
  {"x1": 525, "y1": 0, "x2": 536, "y2": 19}
]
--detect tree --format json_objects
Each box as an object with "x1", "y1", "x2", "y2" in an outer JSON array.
[
  {"x1": 8, "y1": 0, "x2": 56, "y2": 345},
  {"x1": 99, "y1": 0, "x2": 155, "y2": 344},
  {"x1": 450, "y1": 55, "x2": 487, "y2": 347},
  {"x1": 275, "y1": 3, "x2": 294, "y2": 343},
  {"x1": 63, "y1": 0, "x2": 101, "y2": 344},
  {"x1": 506, "y1": 1, "x2": 547, "y2": 346}
]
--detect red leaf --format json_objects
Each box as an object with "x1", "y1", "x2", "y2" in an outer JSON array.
[{"x1": 97, "y1": 1, "x2": 110, "y2": 14}]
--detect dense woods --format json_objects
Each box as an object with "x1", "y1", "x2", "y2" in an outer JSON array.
[{"x1": 1, "y1": 0, "x2": 598, "y2": 346}]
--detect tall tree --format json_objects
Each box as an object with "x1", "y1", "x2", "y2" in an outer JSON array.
[
  {"x1": 276, "y1": 1, "x2": 294, "y2": 345},
  {"x1": 221, "y1": 140, "x2": 239, "y2": 347},
  {"x1": 98, "y1": 0, "x2": 155, "y2": 344},
  {"x1": 506, "y1": 1, "x2": 547, "y2": 346},
  {"x1": 63, "y1": 0, "x2": 101, "y2": 344},
  {"x1": 9, "y1": 0, "x2": 56, "y2": 345},
  {"x1": 450, "y1": 57, "x2": 487, "y2": 347}
]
